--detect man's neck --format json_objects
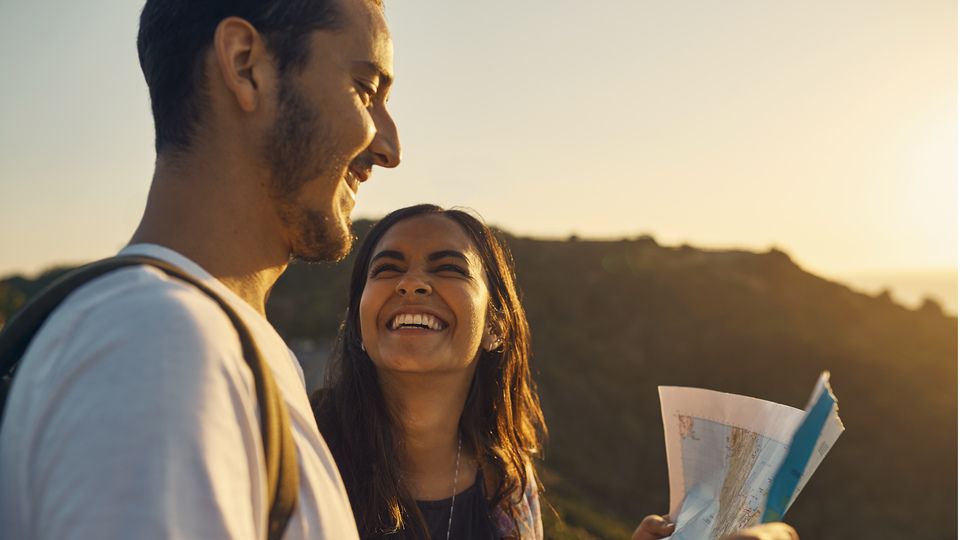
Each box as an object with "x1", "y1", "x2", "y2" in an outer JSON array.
[{"x1": 130, "y1": 151, "x2": 289, "y2": 315}]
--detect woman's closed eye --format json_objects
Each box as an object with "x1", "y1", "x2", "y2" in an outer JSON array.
[
  {"x1": 433, "y1": 264, "x2": 469, "y2": 276},
  {"x1": 370, "y1": 263, "x2": 403, "y2": 277}
]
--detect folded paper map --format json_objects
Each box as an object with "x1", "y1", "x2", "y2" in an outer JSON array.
[{"x1": 659, "y1": 372, "x2": 844, "y2": 539}]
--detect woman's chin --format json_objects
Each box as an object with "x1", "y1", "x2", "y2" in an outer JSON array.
[{"x1": 372, "y1": 353, "x2": 472, "y2": 376}]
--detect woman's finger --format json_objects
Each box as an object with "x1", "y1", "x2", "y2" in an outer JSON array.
[
  {"x1": 631, "y1": 514, "x2": 675, "y2": 540},
  {"x1": 723, "y1": 522, "x2": 799, "y2": 540}
]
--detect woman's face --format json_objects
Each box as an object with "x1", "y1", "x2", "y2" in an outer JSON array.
[{"x1": 359, "y1": 214, "x2": 493, "y2": 374}]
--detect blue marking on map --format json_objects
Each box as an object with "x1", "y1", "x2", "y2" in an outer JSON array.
[{"x1": 762, "y1": 386, "x2": 837, "y2": 522}]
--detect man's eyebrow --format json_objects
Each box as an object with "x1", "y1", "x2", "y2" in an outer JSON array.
[
  {"x1": 428, "y1": 250, "x2": 469, "y2": 262},
  {"x1": 371, "y1": 250, "x2": 404, "y2": 263},
  {"x1": 352, "y1": 60, "x2": 393, "y2": 87}
]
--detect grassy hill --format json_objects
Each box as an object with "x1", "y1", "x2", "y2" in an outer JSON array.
[{"x1": 2, "y1": 221, "x2": 956, "y2": 539}]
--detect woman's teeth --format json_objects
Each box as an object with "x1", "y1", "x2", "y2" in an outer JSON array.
[{"x1": 390, "y1": 313, "x2": 444, "y2": 331}]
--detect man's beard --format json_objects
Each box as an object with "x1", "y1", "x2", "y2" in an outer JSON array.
[{"x1": 263, "y1": 75, "x2": 354, "y2": 263}]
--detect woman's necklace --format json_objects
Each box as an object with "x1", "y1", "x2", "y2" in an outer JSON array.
[{"x1": 445, "y1": 435, "x2": 462, "y2": 540}]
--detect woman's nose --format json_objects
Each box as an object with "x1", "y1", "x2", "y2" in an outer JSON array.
[{"x1": 396, "y1": 275, "x2": 431, "y2": 296}]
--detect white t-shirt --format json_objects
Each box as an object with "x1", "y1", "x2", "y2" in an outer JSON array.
[{"x1": 0, "y1": 244, "x2": 359, "y2": 539}]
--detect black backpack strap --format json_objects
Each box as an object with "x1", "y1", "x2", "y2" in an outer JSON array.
[{"x1": 0, "y1": 255, "x2": 299, "y2": 540}]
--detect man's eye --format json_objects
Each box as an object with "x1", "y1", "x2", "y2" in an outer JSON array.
[
  {"x1": 370, "y1": 264, "x2": 401, "y2": 276},
  {"x1": 355, "y1": 81, "x2": 377, "y2": 107}
]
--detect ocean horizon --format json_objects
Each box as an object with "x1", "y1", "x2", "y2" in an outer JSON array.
[{"x1": 834, "y1": 268, "x2": 957, "y2": 316}]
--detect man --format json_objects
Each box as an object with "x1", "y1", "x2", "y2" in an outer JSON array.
[{"x1": 1, "y1": 0, "x2": 396, "y2": 538}]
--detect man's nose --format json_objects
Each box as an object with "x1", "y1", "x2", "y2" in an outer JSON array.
[
  {"x1": 369, "y1": 109, "x2": 401, "y2": 168},
  {"x1": 396, "y1": 274, "x2": 430, "y2": 296}
]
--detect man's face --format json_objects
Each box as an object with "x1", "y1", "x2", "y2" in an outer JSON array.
[{"x1": 262, "y1": 0, "x2": 399, "y2": 263}]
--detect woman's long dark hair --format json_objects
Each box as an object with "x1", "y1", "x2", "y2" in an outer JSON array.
[{"x1": 313, "y1": 204, "x2": 547, "y2": 538}]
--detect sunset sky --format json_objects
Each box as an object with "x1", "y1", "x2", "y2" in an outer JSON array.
[{"x1": 0, "y1": 1, "x2": 955, "y2": 302}]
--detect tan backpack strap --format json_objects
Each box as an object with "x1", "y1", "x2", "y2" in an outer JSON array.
[{"x1": 0, "y1": 255, "x2": 299, "y2": 540}]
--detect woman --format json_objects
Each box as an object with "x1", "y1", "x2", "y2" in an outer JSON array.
[
  {"x1": 314, "y1": 204, "x2": 545, "y2": 539},
  {"x1": 313, "y1": 204, "x2": 800, "y2": 540}
]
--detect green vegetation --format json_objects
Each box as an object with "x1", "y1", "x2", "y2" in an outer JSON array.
[{"x1": 2, "y1": 222, "x2": 956, "y2": 539}]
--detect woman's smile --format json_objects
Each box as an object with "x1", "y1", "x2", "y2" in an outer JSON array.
[{"x1": 386, "y1": 310, "x2": 449, "y2": 331}]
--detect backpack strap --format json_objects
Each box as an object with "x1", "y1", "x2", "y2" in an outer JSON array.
[{"x1": 0, "y1": 255, "x2": 299, "y2": 540}]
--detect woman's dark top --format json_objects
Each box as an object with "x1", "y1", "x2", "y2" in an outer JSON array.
[{"x1": 396, "y1": 469, "x2": 499, "y2": 540}]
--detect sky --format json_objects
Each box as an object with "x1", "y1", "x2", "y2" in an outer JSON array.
[{"x1": 0, "y1": 1, "x2": 956, "y2": 291}]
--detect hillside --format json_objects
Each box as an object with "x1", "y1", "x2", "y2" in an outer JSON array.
[{"x1": 2, "y1": 221, "x2": 956, "y2": 539}]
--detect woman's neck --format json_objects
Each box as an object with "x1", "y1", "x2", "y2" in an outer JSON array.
[{"x1": 381, "y1": 370, "x2": 478, "y2": 500}]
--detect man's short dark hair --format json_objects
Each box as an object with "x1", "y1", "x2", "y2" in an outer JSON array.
[{"x1": 137, "y1": 0, "x2": 343, "y2": 154}]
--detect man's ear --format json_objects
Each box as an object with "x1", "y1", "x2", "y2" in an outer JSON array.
[{"x1": 213, "y1": 17, "x2": 271, "y2": 113}]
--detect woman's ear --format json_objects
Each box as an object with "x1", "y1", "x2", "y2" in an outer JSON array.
[{"x1": 482, "y1": 322, "x2": 503, "y2": 352}]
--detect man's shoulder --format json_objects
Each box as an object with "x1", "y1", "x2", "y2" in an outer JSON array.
[
  {"x1": 0, "y1": 269, "x2": 267, "y2": 540},
  {"x1": 64, "y1": 263, "x2": 233, "y2": 331},
  {"x1": 31, "y1": 263, "x2": 241, "y2": 363},
  {"x1": 9, "y1": 263, "x2": 253, "y2": 417}
]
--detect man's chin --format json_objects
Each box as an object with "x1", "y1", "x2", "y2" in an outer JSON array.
[{"x1": 289, "y1": 211, "x2": 354, "y2": 263}]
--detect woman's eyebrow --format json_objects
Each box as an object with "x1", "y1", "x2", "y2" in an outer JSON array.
[
  {"x1": 371, "y1": 250, "x2": 405, "y2": 263},
  {"x1": 427, "y1": 250, "x2": 468, "y2": 262}
]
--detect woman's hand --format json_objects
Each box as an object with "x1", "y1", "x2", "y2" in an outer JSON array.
[
  {"x1": 631, "y1": 514, "x2": 675, "y2": 540},
  {"x1": 630, "y1": 517, "x2": 798, "y2": 540},
  {"x1": 722, "y1": 522, "x2": 799, "y2": 540}
]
